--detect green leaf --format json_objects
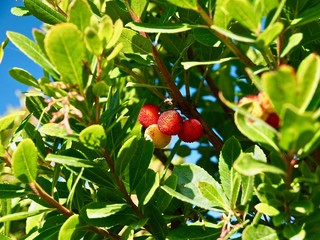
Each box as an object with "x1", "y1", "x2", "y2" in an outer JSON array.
[
  {"x1": 23, "y1": 0, "x2": 66, "y2": 25},
  {"x1": 0, "y1": 184, "x2": 26, "y2": 199},
  {"x1": 129, "y1": 0, "x2": 148, "y2": 18},
  {"x1": 12, "y1": 138, "x2": 38, "y2": 183},
  {"x1": 211, "y1": 25, "x2": 256, "y2": 43},
  {"x1": 279, "y1": 105, "x2": 319, "y2": 153},
  {"x1": 84, "y1": 27, "x2": 103, "y2": 56},
  {"x1": 11, "y1": 6, "x2": 31, "y2": 16},
  {"x1": 219, "y1": 137, "x2": 242, "y2": 202},
  {"x1": 0, "y1": 209, "x2": 52, "y2": 222},
  {"x1": 234, "y1": 104, "x2": 280, "y2": 152},
  {"x1": 45, "y1": 153, "x2": 98, "y2": 168},
  {"x1": 39, "y1": 123, "x2": 78, "y2": 141},
  {"x1": 7, "y1": 31, "x2": 58, "y2": 78},
  {"x1": 166, "y1": 0, "x2": 197, "y2": 11},
  {"x1": 157, "y1": 174, "x2": 178, "y2": 212},
  {"x1": 256, "y1": 22, "x2": 284, "y2": 48},
  {"x1": 82, "y1": 202, "x2": 127, "y2": 219},
  {"x1": 167, "y1": 223, "x2": 221, "y2": 240},
  {"x1": 68, "y1": 0, "x2": 93, "y2": 32},
  {"x1": 79, "y1": 124, "x2": 107, "y2": 150},
  {"x1": 233, "y1": 151, "x2": 285, "y2": 176},
  {"x1": 0, "y1": 234, "x2": 11, "y2": 240},
  {"x1": 129, "y1": 138, "x2": 154, "y2": 192},
  {"x1": 136, "y1": 169, "x2": 160, "y2": 206},
  {"x1": 115, "y1": 136, "x2": 138, "y2": 176},
  {"x1": 0, "y1": 111, "x2": 25, "y2": 132},
  {"x1": 213, "y1": 0, "x2": 232, "y2": 28},
  {"x1": 126, "y1": 22, "x2": 193, "y2": 33},
  {"x1": 225, "y1": 0, "x2": 260, "y2": 33},
  {"x1": 25, "y1": 95, "x2": 52, "y2": 123},
  {"x1": 296, "y1": 53, "x2": 320, "y2": 111},
  {"x1": 291, "y1": 3, "x2": 320, "y2": 27},
  {"x1": 80, "y1": 202, "x2": 135, "y2": 227},
  {"x1": 162, "y1": 164, "x2": 229, "y2": 211},
  {"x1": 241, "y1": 174, "x2": 254, "y2": 205},
  {"x1": 182, "y1": 57, "x2": 238, "y2": 70},
  {"x1": 255, "y1": 203, "x2": 280, "y2": 216},
  {"x1": 44, "y1": 23, "x2": 85, "y2": 87},
  {"x1": 280, "y1": 33, "x2": 303, "y2": 57},
  {"x1": 242, "y1": 224, "x2": 279, "y2": 240},
  {"x1": 9, "y1": 67, "x2": 39, "y2": 88},
  {"x1": 262, "y1": 54, "x2": 320, "y2": 113},
  {"x1": 58, "y1": 214, "x2": 87, "y2": 240},
  {"x1": 119, "y1": 28, "x2": 152, "y2": 54},
  {"x1": 0, "y1": 38, "x2": 8, "y2": 64}
]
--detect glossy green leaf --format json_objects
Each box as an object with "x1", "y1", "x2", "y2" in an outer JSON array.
[
  {"x1": 25, "y1": 95, "x2": 51, "y2": 123},
  {"x1": 167, "y1": 223, "x2": 221, "y2": 240},
  {"x1": 23, "y1": 0, "x2": 66, "y2": 25},
  {"x1": 129, "y1": 0, "x2": 148, "y2": 18},
  {"x1": 213, "y1": 0, "x2": 232, "y2": 28},
  {"x1": 0, "y1": 209, "x2": 52, "y2": 223},
  {"x1": 10, "y1": 6, "x2": 30, "y2": 16},
  {"x1": 79, "y1": 124, "x2": 107, "y2": 150},
  {"x1": 0, "y1": 111, "x2": 25, "y2": 132},
  {"x1": 44, "y1": 23, "x2": 85, "y2": 86},
  {"x1": 0, "y1": 38, "x2": 8, "y2": 64},
  {"x1": 280, "y1": 33, "x2": 303, "y2": 57},
  {"x1": 84, "y1": 27, "x2": 103, "y2": 56},
  {"x1": 162, "y1": 164, "x2": 229, "y2": 211},
  {"x1": 0, "y1": 234, "x2": 11, "y2": 240},
  {"x1": 7, "y1": 31, "x2": 58, "y2": 78},
  {"x1": 39, "y1": 123, "x2": 78, "y2": 141},
  {"x1": 225, "y1": 0, "x2": 260, "y2": 33},
  {"x1": 115, "y1": 136, "x2": 138, "y2": 176},
  {"x1": 182, "y1": 57, "x2": 237, "y2": 70},
  {"x1": 119, "y1": 28, "x2": 152, "y2": 54},
  {"x1": 291, "y1": 3, "x2": 320, "y2": 27},
  {"x1": 58, "y1": 214, "x2": 87, "y2": 240},
  {"x1": 12, "y1": 138, "x2": 38, "y2": 183},
  {"x1": 256, "y1": 22, "x2": 284, "y2": 48},
  {"x1": 136, "y1": 169, "x2": 159, "y2": 206},
  {"x1": 233, "y1": 152, "x2": 285, "y2": 176},
  {"x1": 166, "y1": 0, "x2": 197, "y2": 11},
  {"x1": 296, "y1": 53, "x2": 320, "y2": 111},
  {"x1": 241, "y1": 174, "x2": 254, "y2": 205},
  {"x1": 242, "y1": 224, "x2": 279, "y2": 240},
  {"x1": 0, "y1": 184, "x2": 26, "y2": 199},
  {"x1": 106, "y1": 19, "x2": 123, "y2": 49},
  {"x1": 262, "y1": 54, "x2": 320, "y2": 113},
  {"x1": 255, "y1": 203, "x2": 280, "y2": 216},
  {"x1": 9, "y1": 67, "x2": 39, "y2": 88},
  {"x1": 219, "y1": 137, "x2": 242, "y2": 202},
  {"x1": 68, "y1": 0, "x2": 93, "y2": 32},
  {"x1": 80, "y1": 202, "x2": 135, "y2": 227},
  {"x1": 45, "y1": 153, "x2": 98, "y2": 168},
  {"x1": 129, "y1": 138, "x2": 154, "y2": 192},
  {"x1": 234, "y1": 104, "x2": 280, "y2": 152},
  {"x1": 211, "y1": 25, "x2": 256, "y2": 43},
  {"x1": 126, "y1": 22, "x2": 193, "y2": 33},
  {"x1": 156, "y1": 174, "x2": 178, "y2": 212},
  {"x1": 279, "y1": 105, "x2": 319, "y2": 153},
  {"x1": 144, "y1": 204, "x2": 168, "y2": 239}
]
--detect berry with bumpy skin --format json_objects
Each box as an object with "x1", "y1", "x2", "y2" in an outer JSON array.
[
  {"x1": 138, "y1": 104, "x2": 160, "y2": 128},
  {"x1": 158, "y1": 110, "x2": 183, "y2": 135},
  {"x1": 178, "y1": 119, "x2": 203, "y2": 143},
  {"x1": 144, "y1": 124, "x2": 171, "y2": 148},
  {"x1": 266, "y1": 112, "x2": 280, "y2": 129},
  {"x1": 239, "y1": 94, "x2": 268, "y2": 120}
]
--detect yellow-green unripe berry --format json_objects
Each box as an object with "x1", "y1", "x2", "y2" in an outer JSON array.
[{"x1": 144, "y1": 124, "x2": 171, "y2": 149}]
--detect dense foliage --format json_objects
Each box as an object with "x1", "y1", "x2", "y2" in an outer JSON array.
[{"x1": 0, "y1": 0, "x2": 320, "y2": 239}]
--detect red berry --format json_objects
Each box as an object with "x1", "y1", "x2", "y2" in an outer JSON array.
[
  {"x1": 178, "y1": 119, "x2": 203, "y2": 143},
  {"x1": 266, "y1": 112, "x2": 280, "y2": 129},
  {"x1": 158, "y1": 110, "x2": 183, "y2": 135},
  {"x1": 138, "y1": 104, "x2": 160, "y2": 128}
]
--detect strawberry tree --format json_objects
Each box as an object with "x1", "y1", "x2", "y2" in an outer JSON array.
[{"x1": 0, "y1": 0, "x2": 319, "y2": 239}]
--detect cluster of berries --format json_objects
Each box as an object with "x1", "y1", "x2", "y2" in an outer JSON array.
[
  {"x1": 138, "y1": 104, "x2": 203, "y2": 148},
  {"x1": 238, "y1": 92, "x2": 280, "y2": 128}
]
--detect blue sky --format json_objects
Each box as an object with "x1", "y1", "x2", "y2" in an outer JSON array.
[{"x1": 0, "y1": 1, "x2": 42, "y2": 115}]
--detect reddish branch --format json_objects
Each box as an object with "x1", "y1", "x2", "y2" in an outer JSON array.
[{"x1": 123, "y1": 1, "x2": 224, "y2": 151}]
